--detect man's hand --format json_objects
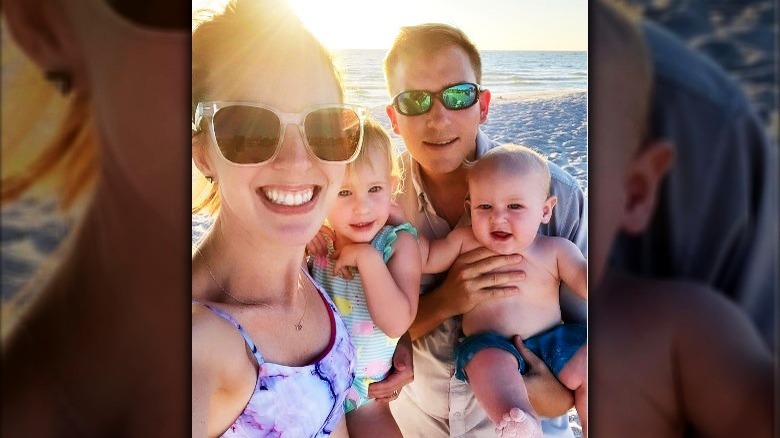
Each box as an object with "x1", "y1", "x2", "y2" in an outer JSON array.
[
  {"x1": 438, "y1": 247, "x2": 525, "y2": 317},
  {"x1": 409, "y1": 247, "x2": 526, "y2": 340},
  {"x1": 514, "y1": 335, "x2": 574, "y2": 417},
  {"x1": 368, "y1": 332, "x2": 413, "y2": 403}
]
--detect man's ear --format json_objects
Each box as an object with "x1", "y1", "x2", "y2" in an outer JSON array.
[
  {"x1": 541, "y1": 195, "x2": 558, "y2": 224},
  {"x1": 386, "y1": 104, "x2": 400, "y2": 135},
  {"x1": 478, "y1": 89, "x2": 491, "y2": 124},
  {"x1": 192, "y1": 135, "x2": 216, "y2": 179},
  {"x1": 620, "y1": 140, "x2": 674, "y2": 234}
]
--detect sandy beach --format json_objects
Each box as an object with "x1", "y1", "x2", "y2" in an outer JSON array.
[
  {"x1": 191, "y1": 89, "x2": 588, "y2": 244},
  {"x1": 371, "y1": 90, "x2": 588, "y2": 190}
]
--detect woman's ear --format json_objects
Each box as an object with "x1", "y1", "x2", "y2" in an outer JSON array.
[
  {"x1": 620, "y1": 140, "x2": 674, "y2": 234},
  {"x1": 3, "y1": 0, "x2": 86, "y2": 94},
  {"x1": 192, "y1": 135, "x2": 216, "y2": 179}
]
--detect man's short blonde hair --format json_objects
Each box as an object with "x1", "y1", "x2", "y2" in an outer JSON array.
[{"x1": 383, "y1": 23, "x2": 482, "y2": 95}]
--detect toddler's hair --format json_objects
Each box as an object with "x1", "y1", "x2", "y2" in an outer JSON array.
[{"x1": 347, "y1": 117, "x2": 404, "y2": 197}]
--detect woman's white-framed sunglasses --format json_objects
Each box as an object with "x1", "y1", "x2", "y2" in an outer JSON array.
[{"x1": 194, "y1": 102, "x2": 367, "y2": 165}]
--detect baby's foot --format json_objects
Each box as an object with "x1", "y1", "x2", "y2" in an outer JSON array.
[{"x1": 494, "y1": 408, "x2": 541, "y2": 437}]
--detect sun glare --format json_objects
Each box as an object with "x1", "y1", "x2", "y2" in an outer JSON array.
[
  {"x1": 192, "y1": 0, "x2": 587, "y2": 51},
  {"x1": 286, "y1": 0, "x2": 396, "y2": 49}
]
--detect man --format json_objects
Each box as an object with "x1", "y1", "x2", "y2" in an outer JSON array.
[{"x1": 382, "y1": 23, "x2": 587, "y2": 437}]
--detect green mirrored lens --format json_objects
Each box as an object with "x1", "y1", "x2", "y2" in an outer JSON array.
[
  {"x1": 397, "y1": 91, "x2": 432, "y2": 116},
  {"x1": 441, "y1": 84, "x2": 478, "y2": 109}
]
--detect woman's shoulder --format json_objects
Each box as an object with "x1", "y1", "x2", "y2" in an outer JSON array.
[{"x1": 192, "y1": 303, "x2": 247, "y2": 362}]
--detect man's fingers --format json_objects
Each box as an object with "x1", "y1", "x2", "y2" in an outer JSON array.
[
  {"x1": 476, "y1": 270, "x2": 525, "y2": 290},
  {"x1": 456, "y1": 247, "x2": 505, "y2": 265},
  {"x1": 367, "y1": 372, "x2": 410, "y2": 399},
  {"x1": 513, "y1": 335, "x2": 544, "y2": 368},
  {"x1": 462, "y1": 254, "x2": 524, "y2": 279},
  {"x1": 489, "y1": 286, "x2": 521, "y2": 300}
]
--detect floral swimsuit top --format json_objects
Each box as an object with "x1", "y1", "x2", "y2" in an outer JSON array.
[{"x1": 195, "y1": 269, "x2": 356, "y2": 437}]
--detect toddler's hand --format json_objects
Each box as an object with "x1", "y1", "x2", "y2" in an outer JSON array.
[
  {"x1": 333, "y1": 243, "x2": 371, "y2": 280},
  {"x1": 306, "y1": 226, "x2": 335, "y2": 258}
]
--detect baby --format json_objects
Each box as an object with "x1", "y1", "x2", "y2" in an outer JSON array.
[
  {"x1": 419, "y1": 144, "x2": 587, "y2": 437},
  {"x1": 588, "y1": 1, "x2": 774, "y2": 437}
]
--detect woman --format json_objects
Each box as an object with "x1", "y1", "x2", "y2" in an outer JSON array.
[
  {"x1": 2, "y1": 0, "x2": 188, "y2": 435},
  {"x1": 191, "y1": 1, "x2": 361, "y2": 435}
]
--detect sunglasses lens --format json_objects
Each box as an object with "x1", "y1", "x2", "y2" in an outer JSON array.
[
  {"x1": 396, "y1": 90, "x2": 432, "y2": 116},
  {"x1": 304, "y1": 107, "x2": 362, "y2": 161},
  {"x1": 441, "y1": 83, "x2": 478, "y2": 110},
  {"x1": 213, "y1": 106, "x2": 280, "y2": 164}
]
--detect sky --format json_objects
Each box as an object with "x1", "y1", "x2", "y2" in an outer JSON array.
[{"x1": 192, "y1": 0, "x2": 587, "y2": 51}]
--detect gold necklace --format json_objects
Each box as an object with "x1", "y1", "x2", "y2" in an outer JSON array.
[{"x1": 194, "y1": 246, "x2": 309, "y2": 331}]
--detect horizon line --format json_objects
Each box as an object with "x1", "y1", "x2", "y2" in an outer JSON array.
[{"x1": 330, "y1": 48, "x2": 588, "y2": 52}]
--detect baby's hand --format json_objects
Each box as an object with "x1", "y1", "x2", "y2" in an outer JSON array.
[
  {"x1": 306, "y1": 226, "x2": 335, "y2": 258},
  {"x1": 333, "y1": 243, "x2": 372, "y2": 279}
]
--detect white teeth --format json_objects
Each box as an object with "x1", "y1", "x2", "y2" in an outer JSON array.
[{"x1": 263, "y1": 188, "x2": 314, "y2": 206}]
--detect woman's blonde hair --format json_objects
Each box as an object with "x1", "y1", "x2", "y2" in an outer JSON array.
[
  {"x1": 191, "y1": 0, "x2": 345, "y2": 216},
  {"x1": 1, "y1": 23, "x2": 97, "y2": 210}
]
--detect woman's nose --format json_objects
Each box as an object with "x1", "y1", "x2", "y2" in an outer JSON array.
[{"x1": 271, "y1": 124, "x2": 314, "y2": 171}]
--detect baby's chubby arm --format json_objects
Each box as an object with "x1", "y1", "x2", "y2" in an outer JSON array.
[
  {"x1": 334, "y1": 233, "x2": 421, "y2": 338},
  {"x1": 555, "y1": 237, "x2": 587, "y2": 300},
  {"x1": 419, "y1": 226, "x2": 478, "y2": 274},
  {"x1": 673, "y1": 284, "x2": 773, "y2": 437}
]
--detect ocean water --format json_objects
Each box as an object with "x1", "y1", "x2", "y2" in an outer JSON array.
[
  {"x1": 3, "y1": 50, "x2": 587, "y2": 300},
  {"x1": 336, "y1": 49, "x2": 587, "y2": 109},
  {"x1": 333, "y1": 49, "x2": 589, "y2": 198}
]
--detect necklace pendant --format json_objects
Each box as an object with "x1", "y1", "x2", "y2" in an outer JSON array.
[{"x1": 295, "y1": 323, "x2": 303, "y2": 331}]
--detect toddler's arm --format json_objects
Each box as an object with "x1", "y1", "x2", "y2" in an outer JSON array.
[
  {"x1": 556, "y1": 237, "x2": 587, "y2": 300},
  {"x1": 419, "y1": 226, "x2": 476, "y2": 274},
  {"x1": 334, "y1": 232, "x2": 421, "y2": 338}
]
